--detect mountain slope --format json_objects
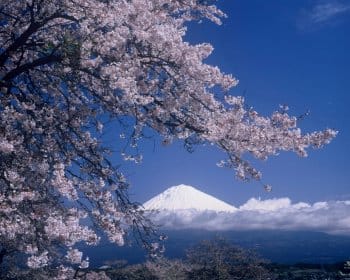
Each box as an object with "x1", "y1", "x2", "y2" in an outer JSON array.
[{"x1": 143, "y1": 184, "x2": 237, "y2": 212}]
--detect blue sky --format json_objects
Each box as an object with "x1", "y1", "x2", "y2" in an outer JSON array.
[{"x1": 115, "y1": 0, "x2": 350, "y2": 207}]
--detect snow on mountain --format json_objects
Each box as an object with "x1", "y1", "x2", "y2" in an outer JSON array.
[{"x1": 143, "y1": 184, "x2": 237, "y2": 213}]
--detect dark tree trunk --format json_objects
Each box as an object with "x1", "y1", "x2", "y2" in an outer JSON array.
[{"x1": 0, "y1": 248, "x2": 7, "y2": 265}]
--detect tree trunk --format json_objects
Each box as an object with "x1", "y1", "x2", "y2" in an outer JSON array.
[{"x1": 0, "y1": 248, "x2": 7, "y2": 265}]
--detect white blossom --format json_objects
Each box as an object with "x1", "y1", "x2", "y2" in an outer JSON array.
[
  {"x1": 79, "y1": 257, "x2": 89, "y2": 269},
  {"x1": 27, "y1": 251, "x2": 49, "y2": 269},
  {"x1": 0, "y1": 140, "x2": 14, "y2": 153},
  {"x1": 65, "y1": 248, "x2": 83, "y2": 264}
]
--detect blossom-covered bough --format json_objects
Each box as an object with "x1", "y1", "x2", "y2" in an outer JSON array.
[{"x1": 0, "y1": 0, "x2": 336, "y2": 278}]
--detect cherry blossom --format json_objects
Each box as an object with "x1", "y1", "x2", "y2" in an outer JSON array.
[
  {"x1": 27, "y1": 251, "x2": 49, "y2": 269},
  {"x1": 0, "y1": 0, "x2": 336, "y2": 278}
]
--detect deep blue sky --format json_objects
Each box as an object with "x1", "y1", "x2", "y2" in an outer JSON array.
[{"x1": 116, "y1": 0, "x2": 350, "y2": 206}]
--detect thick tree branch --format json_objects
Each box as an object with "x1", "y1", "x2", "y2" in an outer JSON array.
[
  {"x1": 0, "y1": 12, "x2": 77, "y2": 68},
  {"x1": 2, "y1": 54, "x2": 62, "y2": 83}
]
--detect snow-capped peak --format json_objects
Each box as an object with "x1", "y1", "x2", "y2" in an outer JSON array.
[{"x1": 143, "y1": 184, "x2": 237, "y2": 213}]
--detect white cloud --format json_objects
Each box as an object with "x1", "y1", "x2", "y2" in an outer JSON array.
[
  {"x1": 310, "y1": 1, "x2": 350, "y2": 23},
  {"x1": 239, "y1": 197, "x2": 310, "y2": 212},
  {"x1": 298, "y1": 0, "x2": 350, "y2": 30},
  {"x1": 148, "y1": 198, "x2": 350, "y2": 235}
]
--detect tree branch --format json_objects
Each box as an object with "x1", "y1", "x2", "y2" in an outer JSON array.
[
  {"x1": 0, "y1": 12, "x2": 77, "y2": 67},
  {"x1": 3, "y1": 54, "x2": 62, "y2": 83}
]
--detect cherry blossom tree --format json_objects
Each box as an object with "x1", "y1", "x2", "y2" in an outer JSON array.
[
  {"x1": 186, "y1": 238, "x2": 272, "y2": 279},
  {"x1": 0, "y1": 0, "x2": 336, "y2": 278}
]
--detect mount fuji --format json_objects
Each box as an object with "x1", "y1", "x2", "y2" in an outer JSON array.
[
  {"x1": 143, "y1": 184, "x2": 237, "y2": 213},
  {"x1": 82, "y1": 184, "x2": 350, "y2": 267},
  {"x1": 142, "y1": 184, "x2": 350, "y2": 235}
]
